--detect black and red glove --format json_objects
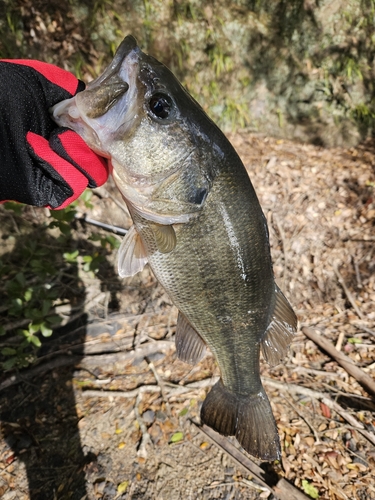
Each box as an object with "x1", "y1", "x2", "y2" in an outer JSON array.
[{"x1": 0, "y1": 60, "x2": 109, "y2": 209}]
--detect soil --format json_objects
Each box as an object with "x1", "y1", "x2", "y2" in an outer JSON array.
[{"x1": 0, "y1": 131, "x2": 375, "y2": 500}]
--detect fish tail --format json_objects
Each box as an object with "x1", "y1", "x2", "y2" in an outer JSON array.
[{"x1": 200, "y1": 380, "x2": 280, "y2": 460}]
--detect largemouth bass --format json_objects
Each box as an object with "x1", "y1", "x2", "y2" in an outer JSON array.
[{"x1": 52, "y1": 35, "x2": 297, "y2": 460}]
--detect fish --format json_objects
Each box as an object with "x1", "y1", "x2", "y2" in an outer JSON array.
[{"x1": 52, "y1": 35, "x2": 297, "y2": 460}]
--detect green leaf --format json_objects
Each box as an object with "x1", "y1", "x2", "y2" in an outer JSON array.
[
  {"x1": 3, "y1": 201, "x2": 24, "y2": 215},
  {"x1": 40, "y1": 323, "x2": 53, "y2": 337},
  {"x1": 15, "y1": 272, "x2": 26, "y2": 287},
  {"x1": 2, "y1": 357, "x2": 17, "y2": 370},
  {"x1": 42, "y1": 300, "x2": 52, "y2": 316},
  {"x1": 29, "y1": 322, "x2": 42, "y2": 334},
  {"x1": 28, "y1": 335, "x2": 42, "y2": 347},
  {"x1": 179, "y1": 408, "x2": 189, "y2": 417},
  {"x1": 24, "y1": 288, "x2": 33, "y2": 301},
  {"x1": 0, "y1": 326, "x2": 6, "y2": 336},
  {"x1": 63, "y1": 250, "x2": 79, "y2": 263},
  {"x1": 105, "y1": 235, "x2": 121, "y2": 249},
  {"x1": 348, "y1": 337, "x2": 362, "y2": 344},
  {"x1": 46, "y1": 314, "x2": 62, "y2": 326},
  {"x1": 1, "y1": 347, "x2": 17, "y2": 356},
  {"x1": 302, "y1": 480, "x2": 319, "y2": 499},
  {"x1": 170, "y1": 432, "x2": 184, "y2": 443}
]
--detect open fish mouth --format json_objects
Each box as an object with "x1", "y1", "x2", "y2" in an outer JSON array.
[{"x1": 51, "y1": 35, "x2": 141, "y2": 154}]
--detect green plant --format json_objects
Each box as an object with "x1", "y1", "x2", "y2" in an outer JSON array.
[{"x1": 0, "y1": 190, "x2": 115, "y2": 372}]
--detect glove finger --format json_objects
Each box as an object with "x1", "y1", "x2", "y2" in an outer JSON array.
[
  {"x1": 1, "y1": 59, "x2": 82, "y2": 97},
  {"x1": 27, "y1": 131, "x2": 89, "y2": 209},
  {"x1": 50, "y1": 128, "x2": 109, "y2": 188}
]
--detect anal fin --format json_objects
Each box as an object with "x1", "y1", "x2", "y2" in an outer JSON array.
[
  {"x1": 175, "y1": 312, "x2": 206, "y2": 365},
  {"x1": 261, "y1": 285, "x2": 298, "y2": 366},
  {"x1": 118, "y1": 225, "x2": 148, "y2": 278}
]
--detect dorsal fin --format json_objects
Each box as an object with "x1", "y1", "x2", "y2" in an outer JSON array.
[
  {"x1": 118, "y1": 225, "x2": 148, "y2": 277},
  {"x1": 261, "y1": 285, "x2": 297, "y2": 366},
  {"x1": 149, "y1": 223, "x2": 176, "y2": 253},
  {"x1": 175, "y1": 312, "x2": 206, "y2": 365}
]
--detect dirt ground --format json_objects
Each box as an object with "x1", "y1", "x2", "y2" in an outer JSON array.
[{"x1": 0, "y1": 131, "x2": 375, "y2": 500}]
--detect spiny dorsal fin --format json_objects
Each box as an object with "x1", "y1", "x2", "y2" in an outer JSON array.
[
  {"x1": 118, "y1": 225, "x2": 148, "y2": 277},
  {"x1": 261, "y1": 285, "x2": 297, "y2": 366},
  {"x1": 149, "y1": 223, "x2": 176, "y2": 253},
  {"x1": 175, "y1": 312, "x2": 206, "y2": 365}
]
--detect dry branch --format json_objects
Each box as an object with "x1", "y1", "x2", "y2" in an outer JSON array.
[
  {"x1": 333, "y1": 265, "x2": 365, "y2": 320},
  {"x1": 192, "y1": 422, "x2": 310, "y2": 500},
  {"x1": 0, "y1": 340, "x2": 174, "y2": 392},
  {"x1": 302, "y1": 326, "x2": 375, "y2": 397},
  {"x1": 263, "y1": 378, "x2": 375, "y2": 448}
]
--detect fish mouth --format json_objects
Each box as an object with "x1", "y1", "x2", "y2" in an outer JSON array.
[
  {"x1": 51, "y1": 35, "x2": 141, "y2": 154},
  {"x1": 86, "y1": 35, "x2": 139, "y2": 91}
]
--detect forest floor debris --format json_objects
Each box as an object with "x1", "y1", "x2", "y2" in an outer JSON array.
[{"x1": 1, "y1": 132, "x2": 374, "y2": 499}]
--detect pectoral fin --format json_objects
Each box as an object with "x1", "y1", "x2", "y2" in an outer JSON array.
[
  {"x1": 118, "y1": 225, "x2": 148, "y2": 277},
  {"x1": 175, "y1": 312, "x2": 206, "y2": 365},
  {"x1": 261, "y1": 285, "x2": 297, "y2": 366},
  {"x1": 150, "y1": 223, "x2": 177, "y2": 254}
]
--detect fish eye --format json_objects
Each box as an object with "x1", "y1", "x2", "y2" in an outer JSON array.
[{"x1": 148, "y1": 93, "x2": 174, "y2": 120}]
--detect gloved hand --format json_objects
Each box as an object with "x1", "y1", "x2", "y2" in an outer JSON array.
[{"x1": 0, "y1": 60, "x2": 109, "y2": 209}]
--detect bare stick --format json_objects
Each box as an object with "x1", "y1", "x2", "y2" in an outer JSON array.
[
  {"x1": 191, "y1": 422, "x2": 271, "y2": 491},
  {"x1": 134, "y1": 391, "x2": 153, "y2": 458},
  {"x1": 191, "y1": 422, "x2": 309, "y2": 500},
  {"x1": 93, "y1": 186, "x2": 130, "y2": 215},
  {"x1": 302, "y1": 326, "x2": 375, "y2": 397},
  {"x1": 263, "y1": 378, "x2": 375, "y2": 447},
  {"x1": 352, "y1": 322, "x2": 375, "y2": 337},
  {"x1": 148, "y1": 361, "x2": 171, "y2": 415},
  {"x1": 282, "y1": 396, "x2": 320, "y2": 443},
  {"x1": 81, "y1": 385, "x2": 162, "y2": 399},
  {"x1": 333, "y1": 265, "x2": 365, "y2": 320},
  {"x1": 0, "y1": 340, "x2": 174, "y2": 392},
  {"x1": 76, "y1": 214, "x2": 128, "y2": 236}
]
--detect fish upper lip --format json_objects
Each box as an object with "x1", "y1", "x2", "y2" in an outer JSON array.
[{"x1": 88, "y1": 35, "x2": 139, "y2": 90}]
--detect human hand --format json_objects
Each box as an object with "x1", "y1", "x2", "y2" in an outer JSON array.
[{"x1": 0, "y1": 60, "x2": 109, "y2": 209}]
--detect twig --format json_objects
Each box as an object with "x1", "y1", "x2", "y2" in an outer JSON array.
[
  {"x1": 263, "y1": 378, "x2": 375, "y2": 447},
  {"x1": 191, "y1": 421, "x2": 272, "y2": 491},
  {"x1": 352, "y1": 322, "x2": 375, "y2": 337},
  {"x1": 134, "y1": 391, "x2": 153, "y2": 458},
  {"x1": 0, "y1": 340, "x2": 174, "y2": 392},
  {"x1": 0, "y1": 355, "x2": 80, "y2": 392},
  {"x1": 282, "y1": 396, "x2": 321, "y2": 443},
  {"x1": 80, "y1": 376, "x2": 219, "y2": 400},
  {"x1": 336, "y1": 330, "x2": 345, "y2": 351},
  {"x1": 273, "y1": 213, "x2": 288, "y2": 289},
  {"x1": 302, "y1": 327, "x2": 375, "y2": 397},
  {"x1": 148, "y1": 360, "x2": 171, "y2": 415},
  {"x1": 93, "y1": 186, "x2": 130, "y2": 216},
  {"x1": 352, "y1": 256, "x2": 362, "y2": 288},
  {"x1": 291, "y1": 366, "x2": 345, "y2": 380},
  {"x1": 79, "y1": 340, "x2": 174, "y2": 368},
  {"x1": 333, "y1": 265, "x2": 365, "y2": 320},
  {"x1": 81, "y1": 386, "x2": 162, "y2": 399},
  {"x1": 191, "y1": 421, "x2": 309, "y2": 500},
  {"x1": 76, "y1": 213, "x2": 128, "y2": 236}
]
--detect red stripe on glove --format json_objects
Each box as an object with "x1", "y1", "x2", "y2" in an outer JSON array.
[
  {"x1": 1, "y1": 60, "x2": 79, "y2": 95},
  {"x1": 56, "y1": 130, "x2": 109, "y2": 187},
  {"x1": 27, "y1": 131, "x2": 89, "y2": 209}
]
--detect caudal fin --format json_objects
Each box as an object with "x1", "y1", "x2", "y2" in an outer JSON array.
[{"x1": 200, "y1": 380, "x2": 280, "y2": 460}]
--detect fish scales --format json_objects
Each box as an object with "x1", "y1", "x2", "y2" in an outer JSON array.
[
  {"x1": 135, "y1": 167, "x2": 273, "y2": 395},
  {"x1": 52, "y1": 35, "x2": 297, "y2": 460}
]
